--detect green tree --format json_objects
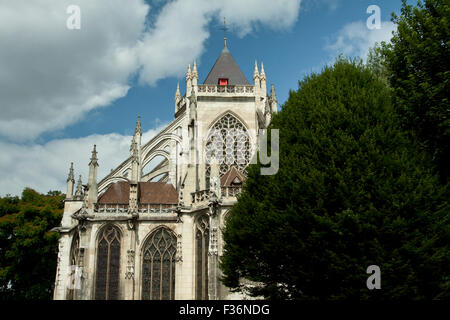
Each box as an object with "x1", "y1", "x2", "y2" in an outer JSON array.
[
  {"x1": 381, "y1": 0, "x2": 450, "y2": 181},
  {"x1": 366, "y1": 44, "x2": 389, "y2": 85},
  {"x1": 220, "y1": 59, "x2": 450, "y2": 300},
  {"x1": 0, "y1": 188, "x2": 64, "y2": 300}
]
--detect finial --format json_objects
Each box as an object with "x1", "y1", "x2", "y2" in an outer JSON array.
[
  {"x1": 75, "y1": 175, "x2": 83, "y2": 196},
  {"x1": 187, "y1": 64, "x2": 191, "y2": 74},
  {"x1": 192, "y1": 60, "x2": 198, "y2": 80},
  {"x1": 253, "y1": 60, "x2": 259, "y2": 78},
  {"x1": 271, "y1": 84, "x2": 277, "y2": 100},
  {"x1": 135, "y1": 115, "x2": 142, "y2": 135},
  {"x1": 175, "y1": 82, "x2": 181, "y2": 97},
  {"x1": 89, "y1": 144, "x2": 98, "y2": 166},
  {"x1": 260, "y1": 62, "x2": 265, "y2": 75},
  {"x1": 67, "y1": 162, "x2": 75, "y2": 182},
  {"x1": 91, "y1": 145, "x2": 97, "y2": 159},
  {"x1": 222, "y1": 17, "x2": 229, "y2": 48}
]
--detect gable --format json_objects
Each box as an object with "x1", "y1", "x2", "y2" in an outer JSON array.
[{"x1": 220, "y1": 166, "x2": 246, "y2": 187}]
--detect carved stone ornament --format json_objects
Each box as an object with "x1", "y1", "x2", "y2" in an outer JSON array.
[
  {"x1": 208, "y1": 228, "x2": 218, "y2": 256},
  {"x1": 125, "y1": 250, "x2": 135, "y2": 280},
  {"x1": 127, "y1": 211, "x2": 139, "y2": 230},
  {"x1": 175, "y1": 234, "x2": 183, "y2": 262}
]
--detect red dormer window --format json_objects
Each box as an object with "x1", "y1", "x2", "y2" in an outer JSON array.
[{"x1": 219, "y1": 78, "x2": 228, "y2": 86}]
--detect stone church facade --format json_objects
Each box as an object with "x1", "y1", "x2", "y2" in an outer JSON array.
[{"x1": 52, "y1": 41, "x2": 278, "y2": 300}]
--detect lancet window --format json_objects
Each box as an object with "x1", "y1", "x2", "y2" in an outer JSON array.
[
  {"x1": 141, "y1": 228, "x2": 177, "y2": 300},
  {"x1": 94, "y1": 225, "x2": 121, "y2": 300}
]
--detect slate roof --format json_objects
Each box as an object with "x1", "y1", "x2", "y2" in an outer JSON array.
[
  {"x1": 203, "y1": 46, "x2": 250, "y2": 85},
  {"x1": 98, "y1": 181, "x2": 178, "y2": 204}
]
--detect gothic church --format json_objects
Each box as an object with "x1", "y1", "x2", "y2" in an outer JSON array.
[{"x1": 52, "y1": 40, "x2": 278, "y2": 300}]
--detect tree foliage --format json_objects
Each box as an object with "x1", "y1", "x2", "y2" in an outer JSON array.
[
  {"x1": 381, "y1": 0, "x2": 450, "y2": 181},
  {"x1": 0, "y1": 188, "x2": 64, "y2": 300},
  {"x1": 220, "y1": 59, "x2": 450, "y2": 300}
]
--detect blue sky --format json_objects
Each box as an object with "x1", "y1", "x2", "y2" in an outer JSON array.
[
  {"x1": 44, "y1": 0, "x2": 402, "y2": 141},
  {"x1": 0, "y1": 0, "x2": 403, "y2": 196}
]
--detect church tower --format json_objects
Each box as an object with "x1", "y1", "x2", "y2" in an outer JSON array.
[{"x1": 52, "y1": 38, "x2": 278, "y2": 300}]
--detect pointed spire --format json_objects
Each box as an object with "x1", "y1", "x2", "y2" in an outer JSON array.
[
  {"x1": 193, "y1": 60, "x2": 198, "y2": 75},
  {"x1": 87, "y1": 145, "x2": 98, "y2": 207},
  {"x1": 186, "y1": 64, "x2": 192, "y2": 96},
  {"x1": 253, "y1": 60, "x2": 259, "y2": 78},
  {"x1": 260, "y1": 62, "x2": 266, "y2": 79},
  {"x1": 67, "y1": 162, "x2": 75, "y2": 182},
  {"x1": 66, "y1": 162, "x2": 75, "y2": 199},
  {"x1": 187, "y1": 64, "x2": 192, "y2": 78},
  {"x1": 75, "y1": 175, "x2": 83, "y2": 197},
  {"x1": 192, "y1": 60, "x2": 198, "y2": 86},
  {"x1": 175, "y1": 82, "x2": 181, "y2": 114},
  {"x1": 175, "y1": 82, "x2": 181, "y2": 98},
  {"x1": 271, "y1": 84, "x2": 277, "y2": 101},
  {"x1": 134, "y1": 116, "x2": 142, "y2": 136},
  {"x1": 89, "y1": 145, "x2": 98, "y2": 167}
]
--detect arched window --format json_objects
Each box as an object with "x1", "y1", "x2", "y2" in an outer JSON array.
[
  {"x1": 94, "y1": 225, "x2": 121, "y2": 300},
  {"x1": 205, "y1": 113, "x2": 251, "y2": 187},
  {"x1": 141, "y1": 228, "x2": 177, "y2": 300},
  {"x1": 67, "y1": 232, "x2": 79, "y2": 300},
  {"x1": 196, "y1": 215, "x2": 210, "y2": 300}
]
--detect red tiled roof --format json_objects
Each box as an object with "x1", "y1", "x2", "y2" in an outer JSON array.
[
  {"x1": 220, "y1": 167, "x2": 246, "y2": 187},
  {"x1": 138, "y1": 182, "x2": 178, "y2": 204},
  {"x1": 98, "y1": 181, "x2": 178, "y2": 204},
  {"x1": 98, "y1": 181, "x2": 129, "y2": 204}
]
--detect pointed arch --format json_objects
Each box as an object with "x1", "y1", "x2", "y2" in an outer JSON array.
[
  {"x1": 222, "y1": 209, "x2": 232, "y2": 226},
  {"x1": 195, "y1": 214, "x2": 210, "y2": 300},
  {"x1": 94, "y1": 224, "x2": 121, "y2": 300},
  {"x1": 207, "y1": 110, "x2": 249, "y2": 131},
  {"x1": 141, "y1": 227, "x2": 177, "y2": 300},
  {"x1": 205, "y1": 112, "x2": 251, "y2": 187},
  {"x1": 142, "y1": 150, "x2": 169, "y2": 167},
  {"x1": 142, "y1": 153, "x2": 169, "y2": 178}
]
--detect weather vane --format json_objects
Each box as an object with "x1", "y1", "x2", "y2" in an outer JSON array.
[{"x1": 221, "y1": 17, "x2": 228, "y2": 47}]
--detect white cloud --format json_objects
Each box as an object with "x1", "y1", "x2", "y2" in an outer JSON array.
[
  {"x1": 326, "y1": 20, "x2": 396, "y2": 62},
  {"x1": 0, "y1": 123, "x2": 167, "y2": 197},
  {"x1": 0, "y1": 0, "x2": 301, "y2": 196},
  {"x1": 0, "y1": 0, "x2": 147, "y2": 141},
  {"x1": 0, "y1": 0, "x2": 302, "y2": 141},
  {"x1": 136, "y1": 0, "x2": 302, "y2": 85}
]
